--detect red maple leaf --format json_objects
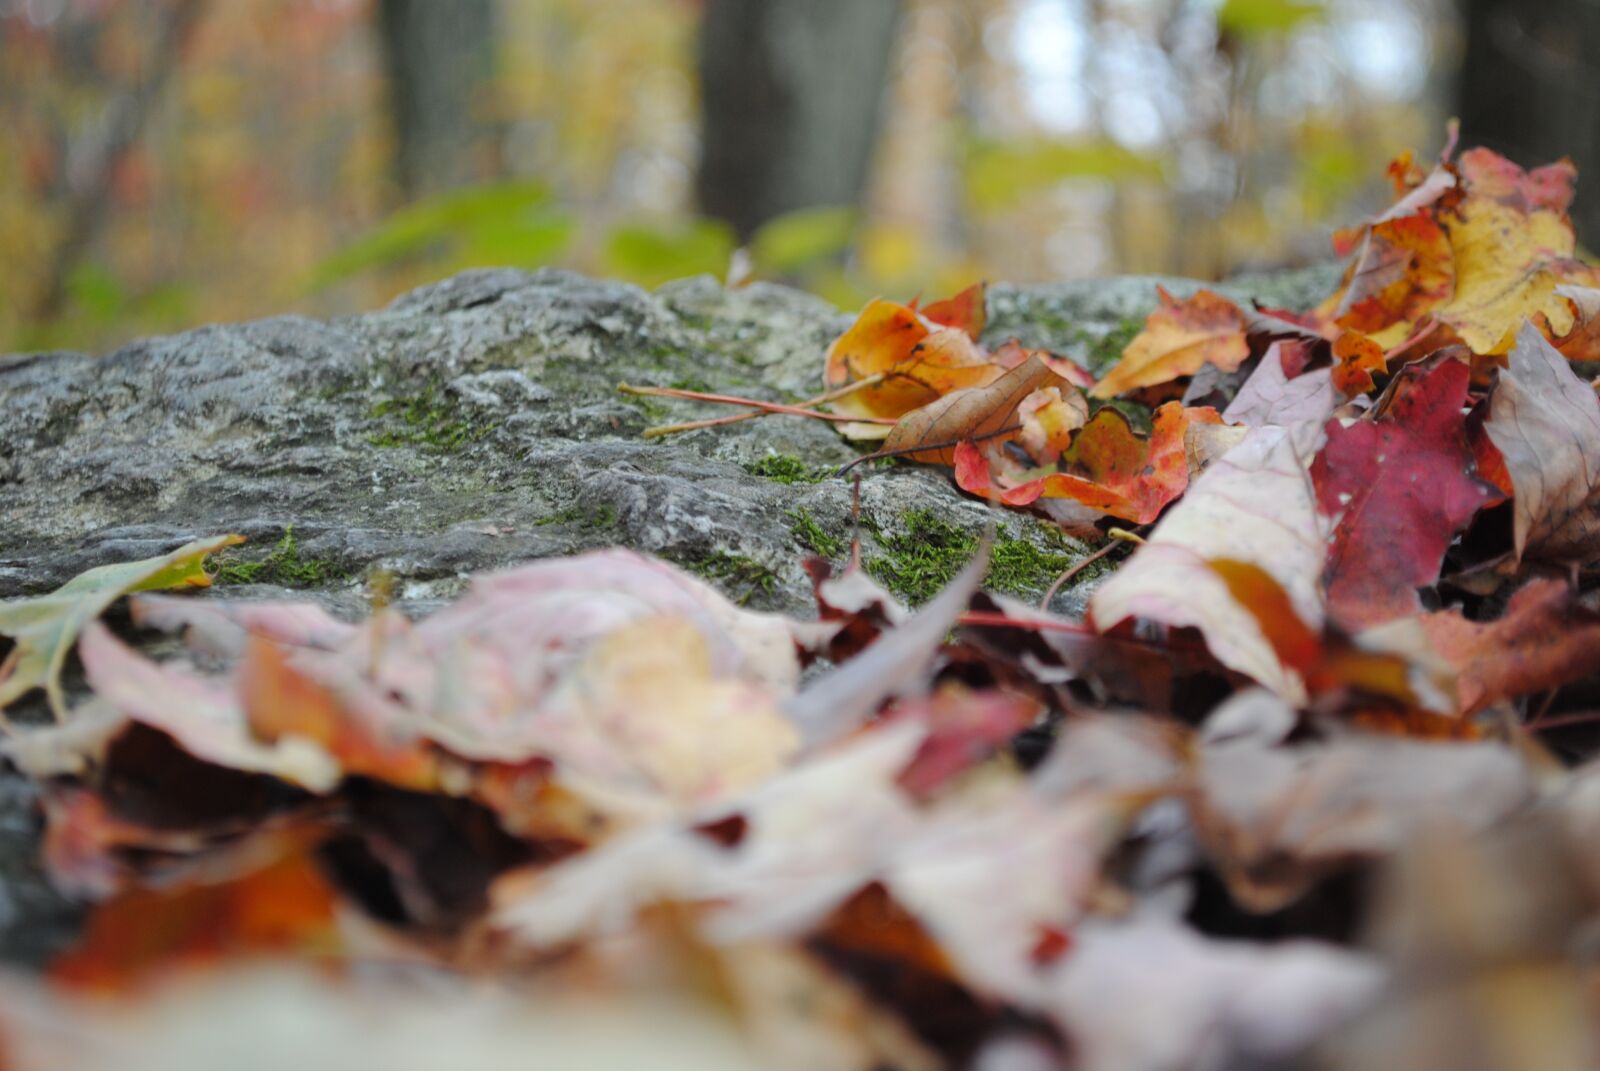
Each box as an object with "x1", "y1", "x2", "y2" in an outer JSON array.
[{"x1": 1311, "y1": 358, "x2": 1494, "y2": 629}]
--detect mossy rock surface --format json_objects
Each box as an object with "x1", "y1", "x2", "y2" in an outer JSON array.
[
  {"x1": 0, "y1": 264, "x2": 1333, "y2": 966},
  {"x1": 0, "y1": 265, "x2": 1336, "y2": 614}
]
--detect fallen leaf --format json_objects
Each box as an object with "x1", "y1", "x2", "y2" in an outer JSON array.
[
  {"x1": 1327, "y1": 212, "x2": 1454, "y2": 336},
  {"x1": 1330, "y1": 331, "x2": 1387, "y2": 397},
  {"x1": 1048, "y1": 917, "x2": 1381, "y2": 1071},
  {"x1": 823, "y1": 294, "x2": 1001, "y2": 436},
  {"x1": 1421, "y1": 579, "x2": 1600, "y2": 713},
  {"x1": 1195, "y1": 730, "x2": 1533, "y2": 910},
  {"x1": 1091, "y1": 287, "x2": 1251, "y2": 399},
  {"x1": 880, "y1": 354, "x2": 1056, "y2": 465},
  {"x1": 0, "y1": 534, "x2": 242, "y2": 718},
  {"x1": 1312, "y1": 358, "x2": 1493, "y2": 629},
  {"x1": 920, "y1": 282, "x2": 987, "y2": 336},
  {"x1": 1017, "y1": 385, "x2": 1089, "y2": 464},
  {"x1": 1223, "y1": 342, "x2": 1338, "y2": 427},
  {"x1": 1433, "y1": 191, "x2": 1589, "y2": 354},
  {"x1": 1090, "y1": 423, "x2": 1329, "y2": 702},
  {"x1": 784, "y1": 540, "x2": 990, "y2": 747},
  {"x1": 239, "y1": 635, "x2": 445, "y2": 793},
  {"x1": 1552, "y1": 283, "x2": 1600, "y2": 361},
  {"x1": 955, "y1": 403, "x2": 1209, "y2": 524},
  {"x1": 1457, "y1": 147, "x2": 1577, "y2": 213},
  {"x1": 49, "y1": 833, "x2": 341, "y2": 993},
  {"x1": 77, "y1": 623, "x2": 342, "y2": 792},
  {"x1": 1483, "y1": 322, "x2": 1600, "y2": 562}
]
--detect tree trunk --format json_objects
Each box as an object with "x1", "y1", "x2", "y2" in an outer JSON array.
[
  {"x1": 375, "y1": 0, "x2": 500, "y2": 198},
  {"x1": 1456, "y1": 0, "x2": 1600, "y2": 243},
  {"x1": 696, "y1": 0, "x2": 902, "y2": 241}
]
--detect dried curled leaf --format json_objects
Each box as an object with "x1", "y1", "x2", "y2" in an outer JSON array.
[
  {"x1": 955, "y1": 402, "x2": 1211, "y2": 524},
  {"x1": 1484, "y1": 323, "x2": 1600, "y2": 563},
  {"x1": 880, "y1": 353, "x2": 1056, "y2": 465}
]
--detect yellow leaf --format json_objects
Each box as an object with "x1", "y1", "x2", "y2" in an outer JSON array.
[{"x1": 0, "y1": 535, "x2": 243, "y2": 719}]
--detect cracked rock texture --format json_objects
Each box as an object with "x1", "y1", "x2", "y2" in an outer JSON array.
[{"x1": 0, "y1": 263, "x2": 1337, "y2": 965}]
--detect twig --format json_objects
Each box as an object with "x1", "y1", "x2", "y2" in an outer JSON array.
[
  {"x1": 956, "y1": 611, "x2": 1207, "y2": 653},
  {"x1": 849, "y1": 476, "x2": 863, "y2": 571},
  {"x1": 641, "y1": 373, "x2": 888, "y2": 439},
  {"x1": 1038, "y1": 539, "x2": 1120, "y2": 609},
  {"x1": 619, "y1": 383, "x2": 896, "y2": 426},
  {"x1": 1524, "y1": 709, "x2": 1600, "y2": 733}
]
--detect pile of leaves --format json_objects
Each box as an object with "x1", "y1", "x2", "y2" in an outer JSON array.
[{"x1": 5, "y1": 137, "x2": 1600, "y2": 1069}]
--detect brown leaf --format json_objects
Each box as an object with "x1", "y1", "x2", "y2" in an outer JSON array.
[
  {"x1": 880, "y1": 354, "x2": 1056, "y2": 465},
  {"x1": 1421, "y1": 579, "x2": 1600, "y2": 713},
  {"x1": 1484, "y1": 323, "x2": 1600, "y2": 562}
]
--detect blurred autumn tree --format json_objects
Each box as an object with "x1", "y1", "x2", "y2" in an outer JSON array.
[
  {"x1": 696, "y1": 0, "x2": 900, "y2": 240},
  {"x1": 0, "y1": 0, "x2": 1466, "y2": 356},
  {"x1": 1456, "y1": 0, "x2": 1600, "y2": 243},
  {"x1": 376, "y1": 0, "x2": 501, "y2": 196}
]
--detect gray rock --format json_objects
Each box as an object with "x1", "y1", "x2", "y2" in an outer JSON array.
[
  {"x1": 0, "y1": 265, "x2": 1335, "y2": 613},
  {"x1": 0, "y1": 264, "x2": 1336, "y2": 966}
]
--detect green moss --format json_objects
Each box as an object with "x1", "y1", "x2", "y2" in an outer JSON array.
[
  {"x1": 746, "y1": 454, "x2": 831, "y2": 485},
  {"x1": 788, "y1": 507, "x2": 845, "y2": 559},
  {"x1": 1092, "y1": 397, "x2": 1153, "y2": 435},
  {"x1": 534, "y1": 506, "x2": 585, "y2": 527},
  {"x1": 987, "y1": 539, "x2": 1088, "y2": 598},
  {"x1": 367, "y1": 384, "x2": 497, "y2": 452},
  {"x1": 629, "y1": 394, "x2": 673, "y2": 422},
  {"x1": 864, "y1": 510, "x2": 1086, "y2": 605},
  {"x1": 1086, "y1": 316, "x2": 1144, "y2": 372},
  {"x1": 680, "y1": 550, "x2": 780, "y2": 605},
  {"x1": 668, "y1": 374, "x2": 713, "y2": 393},
  {"x1": 534, "y1": 503, "x2": 618, "y2": 528},
  {"x1": 211, "y1": 526, "x2": 348, "y2": 588}
]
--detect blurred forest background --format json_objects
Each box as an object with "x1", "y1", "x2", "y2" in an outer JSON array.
[{"x1": 0, "y1": 0, "x2": 1592, "y2": 354}]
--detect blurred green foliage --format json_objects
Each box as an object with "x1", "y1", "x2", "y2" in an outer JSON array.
[
  {"x1": 0, "y1": 0, "x2": 1446, "y2": 354},
  {"x1": 310, "y1": 182, "x2": 573, "y2": 290}
]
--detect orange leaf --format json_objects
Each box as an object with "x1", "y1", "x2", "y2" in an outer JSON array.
[
  {"x1": 1327, "y1": 212, "x2": 1454, "y2": 335},
  {"x1": 1090, "y1": 288, "x2": 1249, "y2": 399},
  {"x1": 50, "y1": 834, "x2": 340, "y2": 992},
  {"x1": 921, "y1": 282, "x2": 987, "y2": 336},
  {"x1": 1422, "y1": 578, "x2": 1600, "y2": 713},
  {"x1": 823, "y1": 293, "x2": 1001, "y2": 430},
  {"x1": 956, "y1": 402, "x2": 1208, "y2": 524},
  {"x1": 239, "y1": 636, "x2": 442, "y2": 792},
  {"x1": 1330, "y1": 331, "x2": 1387, "y2": 396}
]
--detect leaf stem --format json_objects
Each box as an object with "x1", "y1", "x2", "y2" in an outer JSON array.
[
  {"x1": 639, "y1": 373, "x2": 889, "y2": 439},
  {"x1": 1038, "y1": 539, "x2": 1121, "y2": 609},
  {"x1": 620, "y1": 382, "x2": 896, "y2": 430}
]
